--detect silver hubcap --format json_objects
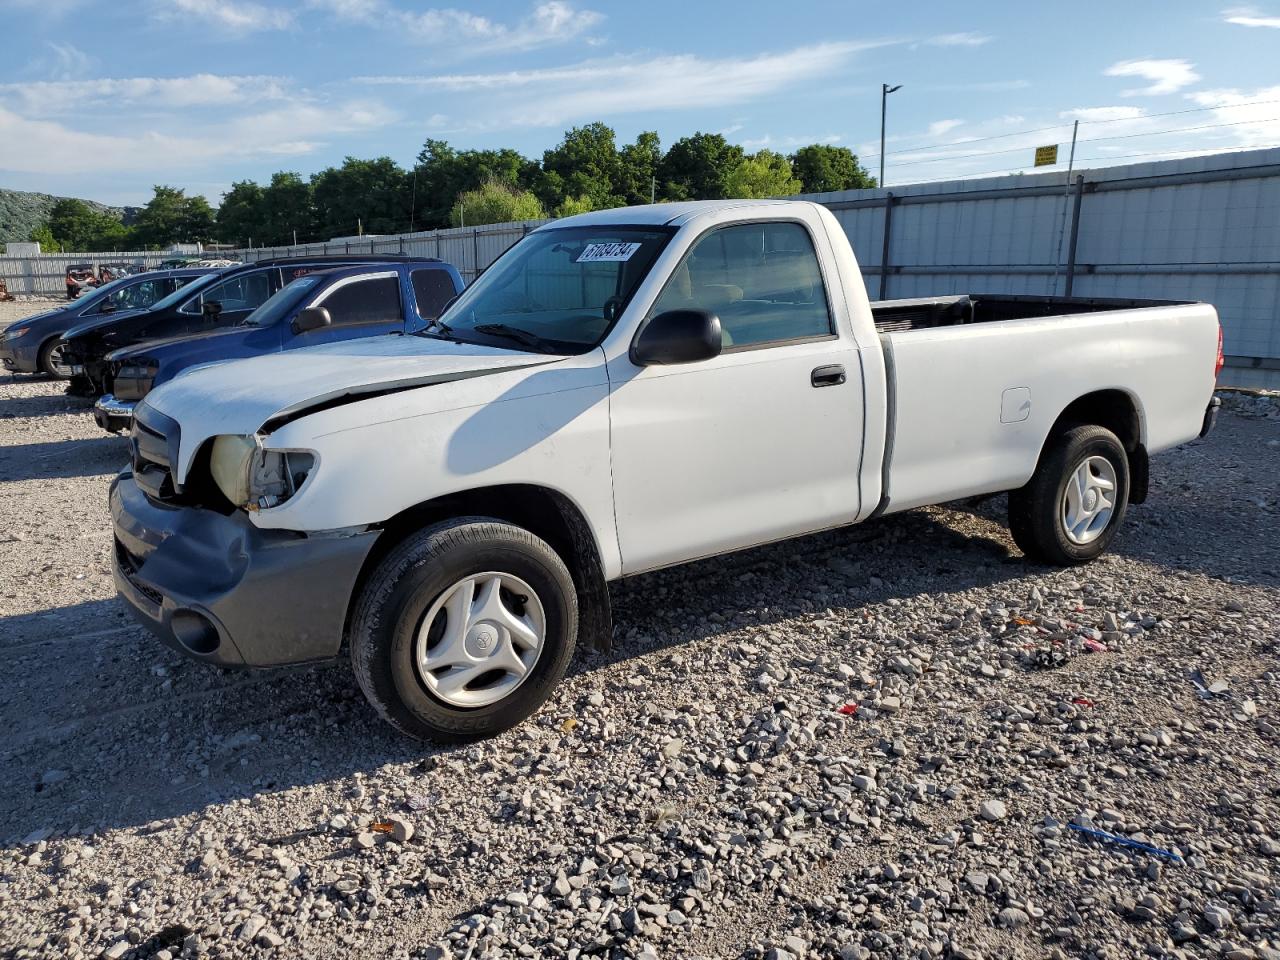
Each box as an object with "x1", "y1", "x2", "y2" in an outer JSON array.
[
  {"x1": 1062, "y1": 455, "x2": 1118, "y2": 545},
  {"x1": 49, "y1": 344, "x2": 73, "y2": 377},
  {"x1": 415, "y1": 572, "x2": 545, "y2": 708}
]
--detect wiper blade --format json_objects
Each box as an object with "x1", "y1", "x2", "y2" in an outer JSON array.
[
  {"x1": 472, "y1": 322, "x2": 555, "y2": 353},
  {"x1": 415, "y1": 317, "x2": 457, "y2": 340}
]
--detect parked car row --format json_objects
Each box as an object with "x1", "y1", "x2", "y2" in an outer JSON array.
[{"x1": 4, "y1": 200, "x2": 1224, "y2": 743}]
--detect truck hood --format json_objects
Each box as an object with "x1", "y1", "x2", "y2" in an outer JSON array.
[
  {"x1": 140, "y1": 335, "x2": 558, "y2": 482},
  {"x1": 105, "y1": 324, "x2": 255, "y2": 362}
]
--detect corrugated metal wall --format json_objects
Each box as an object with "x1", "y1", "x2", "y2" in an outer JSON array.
[
  {"x1": 808, "y1": 147, "x2": 1280, "y2": 388},
  {"x1": 0, "y1": 251, "x2": 173, "y2": 297}
]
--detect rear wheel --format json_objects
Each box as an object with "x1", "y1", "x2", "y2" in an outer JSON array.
[
  {"x1": 1008, "y1": 424, "x2": 1129, "y2": 565},
  {"x1": 349, "y1": 518, "x2": 578, "y2": 741},
  {"x1": 37, "y1": 338, "x2": 71, "y2": 379}
]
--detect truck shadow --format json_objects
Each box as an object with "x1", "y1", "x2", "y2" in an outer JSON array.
[
  {"x1": 0, "y1": 436, "x2": 130, "y2": 482},
  {"x1": 0, "y1": 508, "x2": 1022, "y2": 849}
]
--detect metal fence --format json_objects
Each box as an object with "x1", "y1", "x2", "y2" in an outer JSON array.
[
  {"x1": 0, "y1": 251, "x2": 174, "y2": 297},
  {"x1": 4, "y1": 148, "x2": 1279, "y2": 387},
  {"x1": 234, "y1": 220, "x2": 549, "y2": 283},
  {"x1": 807, "y1": 146, "x2": 1280, "y2": 389}
]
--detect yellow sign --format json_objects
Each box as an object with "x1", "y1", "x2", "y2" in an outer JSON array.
[{"x1": 1034, "y1": 145, "x2": 1059, "y2": 167}]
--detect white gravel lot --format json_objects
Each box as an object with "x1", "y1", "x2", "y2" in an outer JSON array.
[{"x1": 1, "y1": 298, "x2": 1279, "y2": 960}]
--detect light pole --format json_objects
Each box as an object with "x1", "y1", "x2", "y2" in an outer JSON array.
[{"x1": 880, "y1": 83, "x2": 902, "y2": 188}]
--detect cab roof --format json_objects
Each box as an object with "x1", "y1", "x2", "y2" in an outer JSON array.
[{"x1": 544, "y1": 198, "x2": 817, "y2": 230}]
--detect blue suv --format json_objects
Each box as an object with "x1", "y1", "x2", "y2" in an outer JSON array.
[{"x1": 93, "y1": 260, "x2": 463, "y2": 432}]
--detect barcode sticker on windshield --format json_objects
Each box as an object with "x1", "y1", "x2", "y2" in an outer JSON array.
[{"x1": 576, "y1": 242, "x2": 642, "y2": 263}]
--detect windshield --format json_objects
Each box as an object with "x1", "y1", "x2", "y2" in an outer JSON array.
[
  {"x1": 75, "y1": 274, "x2": 134, "y2": 306},
  {"x1": 436, "y1": 225, "x2": 675, "y2": 353},
  {"x1": 150, "y1": 272, "x2": 220, "y2": 311},
  {"x1": 242, "y1": 274, "x2": 324, "y2": 326}
]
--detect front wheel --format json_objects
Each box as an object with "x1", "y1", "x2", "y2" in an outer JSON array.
[
  {"x1": 38, "y1": 339, "x2": 72, "y2": 379},
  {"x1": 1008, "y1": 424, "x2": 1130, "y2": 565},
  {"x1": 349, "y1": 518, "x2": 578, "y2": 741}
]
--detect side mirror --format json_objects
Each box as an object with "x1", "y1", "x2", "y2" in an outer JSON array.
[
  {"x1": 293, "y1": 306, "x2": 332, "y2": 334},
  {"x1": 631, "y1": 309, "x2": 723, "y2": 366}
]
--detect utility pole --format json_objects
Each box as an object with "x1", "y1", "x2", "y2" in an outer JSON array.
[
  {"x1": 1050, "y1": 119, "x2": 1081, "y2": 296},
  {"x1": 292, "y1": 229, "x2": 297, "y2": 246},
  {"x1": 410, "y1": 168, "x2": 418, "y2": 233},
  {"x1": 650, "y1": 176, "x2": 656, "y2": 204},
  {"x1": 880, "y1": 83, "x2": 902, "y2": 188}
]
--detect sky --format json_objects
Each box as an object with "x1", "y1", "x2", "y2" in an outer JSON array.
[{"x1": 1, "y1": 0, "x2": 1278, "y2": 207}]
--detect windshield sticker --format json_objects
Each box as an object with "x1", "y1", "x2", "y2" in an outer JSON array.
[{"x1": 576, "y1": 242, "x2": 642, "y2": 263}]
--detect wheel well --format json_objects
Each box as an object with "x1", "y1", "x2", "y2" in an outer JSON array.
[
  {"x1": 1045, "y1": 389, "x2": 1149, "y2": 503},
  {"x1": 346, "y1": 484, "x2": 613, "y2": 650}
]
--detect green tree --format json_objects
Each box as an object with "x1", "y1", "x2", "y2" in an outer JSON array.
[
  {"x1": 553, "y1": 195, "x2": 595, "y2": 218},
  {"x1": 617, "y1": 131, "x2": 661, "y2": 206},
  {"x1": 29, "y1": 223, "x2": 57, "y2": 250},
  {"x1": 450, "y1": 180, "x2": 546, "y2": 227},
  {"x1": 412, "y1": 139, "x2": 532, "y2": 229},
  {"x1": 311, "y1": 157, "x2": 410, "y2": 238},
  {"x1": 540, "y1": 122, "x2": 622, "y2": 212},
  {"x1": 216, "y1": 180, "x2": 266, "y2": 246},
  {"x1": 657, "y1": 132, "x2": 744, "y2": 201},
  {"x1": 263, "y1": 171, "x2": 313, "y2": 245},
  {"x1": 132, "y1": 186, "x2": 215, "y2": 247},
  {"x1": 789, "y1": 144, "x2": 876, "y2": 193},
  {"x1": 48, "y1": 199, "x2": 100, "y2": 250},
  {"x1": 724, "y1": 150, "x2": 803, "y2": 199}
]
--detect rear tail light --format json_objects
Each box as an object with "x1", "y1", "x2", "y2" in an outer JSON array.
[{"x1": 1214, "y1": 324, "x2": 1225, "y2": 379}]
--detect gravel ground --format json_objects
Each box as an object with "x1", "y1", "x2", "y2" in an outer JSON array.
[{"x1": 2, "y1": 298, "x2": 1279, "y2": 960}]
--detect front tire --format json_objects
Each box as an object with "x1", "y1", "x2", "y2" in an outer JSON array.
[
  {"x1": 1008, "y1": 424, "x2": 1130, "y2": 565},
  {"x1": 38, "y1": 338, "x2": 70, "y2": 379},
  {"x1": 349, "y1": 518, "x2": 578, "y2": 742}
]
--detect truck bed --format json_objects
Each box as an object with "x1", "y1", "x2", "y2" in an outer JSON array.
[{"x1": 871, "y1": 294, "x2": 1186, "y2": 333}]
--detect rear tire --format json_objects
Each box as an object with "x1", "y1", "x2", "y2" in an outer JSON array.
[
  {"x1": 1008, "y1": 424, "x2": 1129, "y2": 565},
  {"x1": 349, "y1": 518, "x2": 578, "y2": 742}
]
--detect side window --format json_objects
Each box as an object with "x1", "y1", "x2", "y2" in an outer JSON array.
[
  {"x1": 187, "y1": 272, "x2": 272, "y2": 314},
  {"x1": 315, "y1": 276, "x2": 402, "y2": 327},
  {"x1": 650, "y1": 221, "x2": 832, "y2": 349},
  {"x1": 410, "y1": 269, "x2": 457, "y2": 320}
]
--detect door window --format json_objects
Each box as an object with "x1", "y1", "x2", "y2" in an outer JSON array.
[
  {"x1": 410, "y1": 268, "x2": 457, "y2": 320},
  {"x1": 182, "y1": 272, "x2": 272, "y2": 315},
  {"x1": 314, "y1": 276, "x2": 402, "y2": 326},
  {"x1": 650, "y1": 221, "x2": 832, "y2": 349}
]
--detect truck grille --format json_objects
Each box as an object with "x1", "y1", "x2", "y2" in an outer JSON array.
[{"x1": 130, "y1": 405, "x2": 181, "y2": 501}]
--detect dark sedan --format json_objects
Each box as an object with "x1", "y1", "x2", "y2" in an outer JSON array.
[{"x1": 0, "y1": 268, "x2": 215, "y2": 377}]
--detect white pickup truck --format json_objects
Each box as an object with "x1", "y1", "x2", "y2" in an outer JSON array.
[{"x1": 111, "y1": 200, "x2": 1222, "y2": 741}]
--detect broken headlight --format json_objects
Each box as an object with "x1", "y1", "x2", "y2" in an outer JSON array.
[{"x1": 209, "y1": 434, "x2": 315, "y2": 511}]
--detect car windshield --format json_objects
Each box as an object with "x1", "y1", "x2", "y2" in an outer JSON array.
[
  {"x1": 150, "y1": 272, "x2": 220, "y2": 311},
  {"x1": 241, "y1": 274, "x2": 325, "y2": 326},
  {"x1": 435, "y1": 225, "x2": 675, "y2": 353},
  {"x1": 76, "y1": 274, "x2": 134, "y2": 305}
]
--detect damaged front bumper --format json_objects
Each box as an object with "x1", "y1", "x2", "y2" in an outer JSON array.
[{"x1": 110, "y1": 472, "x2": 379, "y2": 667}]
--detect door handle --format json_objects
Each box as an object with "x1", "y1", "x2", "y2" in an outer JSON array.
[{"x1": 811, "y1": 364, "x2": 846, "y2": 387}]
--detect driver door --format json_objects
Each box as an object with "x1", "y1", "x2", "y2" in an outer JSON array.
[{"x1": 608, "y1": 219, "x2": 865, "y2": 574}]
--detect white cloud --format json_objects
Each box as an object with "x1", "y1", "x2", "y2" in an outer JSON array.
[
  {"x1": 0, "y1": 75, "x2": 291, "y2": 114},
  {"x1": 0, "y1": 95, "x2": 396, "y2": 176},
  {"x1": 927, "y1": 119, "x2": 964, "y2": 136},
  {"x1": 740, "y1": 133, "x2": 841, "y2": 152},
  {"x1": 38, "y1": 42, "x2": 95, "y2": 81},
  {"x1": 1186, "y1": 84, "x2": 1280, "y2": 147},
  {"x1": 310, "y1": 0, "x2": 603, "y2": 52},
  {"x1": 1105, "y1": 58, "x2": 1200, "y2": 96},
  {"x1": 926, "y1": 32, "x2": 992, "y2": 46},
  {"x1": 1223, "y1": 6, "x2": 1280, "y2": 27},
  {"x1": 1060, "y1": 105, "x2": 1146, "y2": 121},
  {"x1": 155, "y1": 0, "x2": 293, "y2": 32},
  {"x1": 356, "y1": 40, "x2": 890, "y2": 127}
]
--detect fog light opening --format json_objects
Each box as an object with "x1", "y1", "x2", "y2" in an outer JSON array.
[{"x1": 171, "y1": 610, "x2": 220, "y2": 656}]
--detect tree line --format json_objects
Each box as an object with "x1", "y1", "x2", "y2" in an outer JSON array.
[{"x1": 29, "y1": 123, "x2": 875, "y2": 251}]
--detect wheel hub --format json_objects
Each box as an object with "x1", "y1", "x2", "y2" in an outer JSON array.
[
  {"x1": 414, "y1": 572, "x2": 546, "y2": 708},
  {"x1": 1062, "y1": 455, "x2": 1118, "y2": 545}
]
